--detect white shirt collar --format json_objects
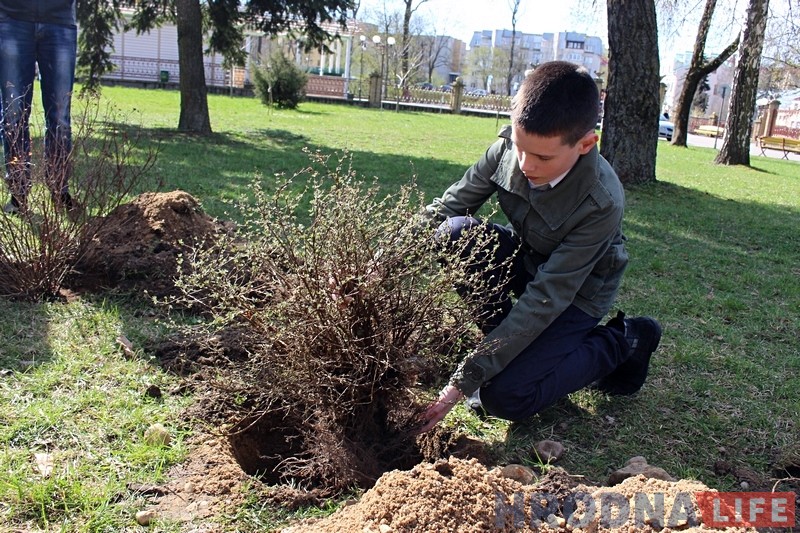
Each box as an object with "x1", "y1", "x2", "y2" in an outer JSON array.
[{"x1": 527, "y1": 168, "x2": 570, "y2": 190}]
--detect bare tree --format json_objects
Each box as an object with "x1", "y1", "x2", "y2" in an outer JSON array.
[
  {"x1": 715, "y1": 0, "x2": 770, "y2": 165},
  {"x1": 671, "y1": 0, "x2": 740, "y2": 147},
  {"x1": 419, "y1": 31, "x2": 451, "y2": 83},
  {"x1": 400, "y1": 0, "x2": 430, "y2": 86},
  {"x1": 600, "y1": 0, "x2": 661, "y2": 185},
  {"x1": 506, "y1": 0, "x2": 522, "y2": 96},
  {"x1": 465, "y1": 45, "x2": 502, "y2": 92},
  {"x1": 759, "y1": 4, "x2": 800, "y2": 93}
]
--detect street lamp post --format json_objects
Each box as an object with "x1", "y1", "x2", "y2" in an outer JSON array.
[
  {"x1": 714, "y1": 86, "x2": 728, "y2": 150},
  {"x1": 358, "y1": 35, "x2": 366, "y2": 101},
  {"x1": 371, "y1": 35, "x2": 395, "y2": 102}
]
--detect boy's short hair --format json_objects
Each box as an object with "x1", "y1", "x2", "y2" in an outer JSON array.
[{"x1": 511, "y1": 61, "x2": 600, "y2": 146}]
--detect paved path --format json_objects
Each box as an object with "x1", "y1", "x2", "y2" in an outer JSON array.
[{"x1": 682, "y1": 133, "x2": 799, "y2": 162}]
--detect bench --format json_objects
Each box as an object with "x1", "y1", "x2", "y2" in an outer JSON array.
[
  {"x1": 694, "y1": 125, "x2": 725, "y2": 137},
  {"x1": 758, "y1": 136, "x2": 800, "y2": 159}
]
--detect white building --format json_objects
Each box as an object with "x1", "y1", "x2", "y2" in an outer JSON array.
[
  {"x1": 465, "y1": 29, "x2": 605, "y2": 93},
  {"x1": 662, "y1": 52, "x2": 735, "y2": 123}
]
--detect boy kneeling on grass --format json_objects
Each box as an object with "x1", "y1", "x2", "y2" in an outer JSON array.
[{"x1": 418, "y1": 61, "x2": 661, "y2": 433}]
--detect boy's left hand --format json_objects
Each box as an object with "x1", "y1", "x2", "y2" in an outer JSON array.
[{"x1": 416, "y1": 385, "x2": 464, "y2": 433}]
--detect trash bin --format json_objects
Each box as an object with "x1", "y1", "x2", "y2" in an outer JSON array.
[{"x1": 160, "y1": 70, "x2": 169, "y2": 83}]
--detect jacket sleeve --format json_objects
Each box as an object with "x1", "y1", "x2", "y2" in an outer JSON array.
[
  {"x1": 425, "y1": 138, "x2": 507, "y2": 219},
  {"x1": 450, "y1": 198, "x2": 623, "y2": 396}
]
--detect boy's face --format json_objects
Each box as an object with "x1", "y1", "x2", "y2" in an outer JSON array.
[{"x1": 510, "y1": 125, "x2": 599, "y2": 187}]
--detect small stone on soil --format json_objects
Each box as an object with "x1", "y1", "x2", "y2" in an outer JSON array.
[{"x1": 135, "y1": 509, "x2": 156, "y2": 525}]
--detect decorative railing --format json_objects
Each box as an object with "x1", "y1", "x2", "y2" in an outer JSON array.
[
  {"x1": 772, "y1": 125, "x2": 800, "y2": 140},
  {"x1": 306, "y1": 75, "x2": 347, "y2": 98},
  {"x1": 382, "y1": 85, "x2": 513, "y2": 113},
  {"x1": 104, "y1": 55, "x2": 233, "y2": 87}
]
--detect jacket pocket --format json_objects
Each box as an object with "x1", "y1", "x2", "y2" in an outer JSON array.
[{"x1": 577, "y1": 242, "x2": 628, "y2": 300}]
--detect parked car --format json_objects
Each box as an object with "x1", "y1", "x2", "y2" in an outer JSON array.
[
  {"x1": 659, "y1": 114, "x2": 674, "y2": 141},
  {"x1": 440, "y1": 84, "x2": 453, "y2": 93},
  {"x1": 415, "y1": 82, "x2": 434, "y2": 90},
  {"x1": 467, "y1": 88, "x2": 488, "y2": 96}
]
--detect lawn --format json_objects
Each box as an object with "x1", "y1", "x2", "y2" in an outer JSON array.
[{"x1": 1, "y1": 85, "x2": 798, "y2": 531}]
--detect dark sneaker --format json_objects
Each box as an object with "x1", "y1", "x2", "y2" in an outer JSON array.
[
  {"x1": 595, "y1": 311, "x2": 662, "y2": 395},
  {"x1": 466, "y1": 389, "x2": 488, "y2": 418}
]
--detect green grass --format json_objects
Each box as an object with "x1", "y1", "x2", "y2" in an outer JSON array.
[
  {"x1": 0, "y1": 296, "x2": 190, "y2": 531},
  {"x1": 2, "y1": 85, "x2": 799, "y2": 530}
]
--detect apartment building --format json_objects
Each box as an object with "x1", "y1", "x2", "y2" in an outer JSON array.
[{"x1": 465, "y1": 29, "x2": 605, "y2": 93}]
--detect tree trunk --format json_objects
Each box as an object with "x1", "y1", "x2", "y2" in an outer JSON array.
[
  {"x1": 600, "y1": 0, "x2": 661, "y2": 185},
  {"x1": 175, "y1": 0, "x2": 212, "y2": 134},
  {"x1": 507, "y1": 0, "x2": 521, "y2": 97},
  {"x1": 671, "y1": 0, "x2": 740, "y2": 146},
  {"x1": 715, "y1": 0, "x2": 769, "y2": 165},
  {"x1": 402, "y1": 1, "x2": 412, "y2": 80}
]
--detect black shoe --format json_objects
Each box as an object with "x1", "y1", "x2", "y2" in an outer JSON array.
[{"x1": 595, "y1": 311, "x2": 662, "y2": 395}]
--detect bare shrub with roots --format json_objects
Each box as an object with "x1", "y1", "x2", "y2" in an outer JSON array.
[
  {"x1": 0, "y1": 100, "x2": 158, "y2": 299},
  {"x1": 171, "y1": 151, "x2": 508, "y2": 494}
]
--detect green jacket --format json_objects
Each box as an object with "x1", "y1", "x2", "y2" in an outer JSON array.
[{"x1": 427, "y1": 126, "x2": 628, "y2": 396}]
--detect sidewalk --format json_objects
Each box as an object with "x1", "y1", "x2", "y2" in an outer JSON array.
[{"x1": 683, "y1": 133, "x2": 799, "y2": 162}]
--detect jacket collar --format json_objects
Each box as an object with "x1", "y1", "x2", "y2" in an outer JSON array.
[{"x1": 493, "y1": 129, "x2": 602, "y2": 230}]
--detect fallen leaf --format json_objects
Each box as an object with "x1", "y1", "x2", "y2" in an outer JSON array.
[
  {"x1": 34, "y1": 452, "x2": 54, "y2": 478},
  {"x1": 117, "y1": 335, "x2": 136, "y2": 358}
]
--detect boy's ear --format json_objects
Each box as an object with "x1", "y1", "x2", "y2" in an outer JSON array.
[{"x1": 577, "y1": 131, "x2": 600, "y2": 154}]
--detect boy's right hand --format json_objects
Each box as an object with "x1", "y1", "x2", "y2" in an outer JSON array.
[{"x1": 415, "y1": 385, "x2": 464, "y2": 433}]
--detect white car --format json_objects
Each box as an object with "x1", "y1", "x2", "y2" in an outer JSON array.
[{"x1": 659, "y1": 115, "x2": 674, "y2": 141}]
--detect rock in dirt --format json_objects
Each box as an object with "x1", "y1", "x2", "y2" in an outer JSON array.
[
  {"x1": 534, "y1": 439, "x2": 565, "y2": 462},
  {"x1": 608, "y1": 456, "x2": 676, "y2": 485},
  {"x1": 135, "y1": 509, "x2": 156, "y2": 525},
  {"x1": 500, "y1": 464, "x2": 536, "y2": 484},
  {"x1": 144, "y1": 423, "x2": 172, "y2": 446}
]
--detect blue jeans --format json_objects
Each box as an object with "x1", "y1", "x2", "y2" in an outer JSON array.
[
  {"x1": 0, "y1": 14, "x2": 77, "y2": 200},
  {"x1": 439, "y1": 216, "x2": 629, "y2": 421}
]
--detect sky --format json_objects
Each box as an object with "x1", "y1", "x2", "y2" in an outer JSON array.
[
  {"x1": 356, "y1": 0, "x2": 752, "y2": 71},
  {"x1": 359, "y1": 0, "x2": 609, "y2": 47}
]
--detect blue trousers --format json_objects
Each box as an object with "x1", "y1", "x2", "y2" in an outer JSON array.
[
  {"x1": 440, "y1": 216, "x2": 629, "y2": 421},
  {"x1": 0, "y1": 14, "x2": 77, "y2": 199}
]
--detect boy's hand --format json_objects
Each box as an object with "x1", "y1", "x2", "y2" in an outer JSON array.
[{"x1": 416, "y1": 385, "x2": 464, "y2": 433}]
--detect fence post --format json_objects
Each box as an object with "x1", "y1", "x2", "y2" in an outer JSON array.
[
  {"x1": 765, "y1": 99, "x2": 781, "y2": 137},
  {"x1": 368, "y1": 72, "x2": 382, "y2": 108}
]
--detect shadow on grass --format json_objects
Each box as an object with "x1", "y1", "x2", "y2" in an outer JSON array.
[
  {"x1": 98, "y1": 122, "x2": 468, "y2": 218},
  {"x1": 0, "y1": 301, "x2": 53, "y2": 371}
]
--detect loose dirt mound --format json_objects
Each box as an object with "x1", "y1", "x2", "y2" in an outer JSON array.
[
  {"x1": 282, "y1": 457, "x2": 757, "y2": 533},
  {"x1": 133, "y1": 433, "x2": 248, "y2": 529},
  {"x1": 70, "y1": 190, "x2": 228, "y2": 295}
]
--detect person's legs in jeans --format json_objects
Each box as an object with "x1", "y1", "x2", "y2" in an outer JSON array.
[
  {"x1": 479, "y1": 305, "x2": 628, "y2": 421},
  {"x1": 0, "y1": 17, "x2": 37, "y2": 209},
  {"x1": 37, "y1": 21, "x2": 77, "y2": 203}
]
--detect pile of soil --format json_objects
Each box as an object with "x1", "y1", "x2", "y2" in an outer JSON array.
[
  {"x1": 281, "y1": 457, "x2": 757, "y2": 533},
  {"x1": 69, "y1": 190, "x2": 229, "y2": 295}
]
